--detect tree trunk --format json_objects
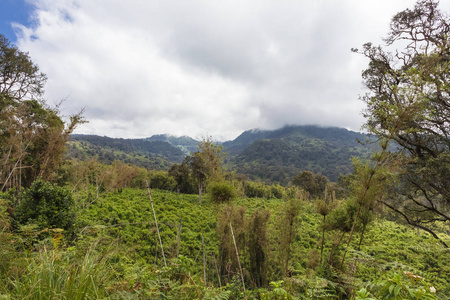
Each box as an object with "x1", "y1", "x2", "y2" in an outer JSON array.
[
  {"x1": 340, "y1": 204, "x2": 362, "y2": 269},
  {"x1": 358, "y1": 222, "x2": 367, "y2": 251}
]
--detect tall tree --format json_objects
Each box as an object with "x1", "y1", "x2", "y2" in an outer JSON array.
[
  {"x1": 186, "y1": 152, "x2": 208, "y2": 203},
  {"x1": 168, "y1": 162, "x2": 194, "y2": 193},
  {"x1": 0, "y1": 34, "x2": 84, "y2": 190},
  {"x1": 187, "y1": 136, "x2": 226, "y2": 203},
  {"x1": 355, "y1": 0, "x2": 450, "y2": 247},
  {"x1": 292, "y1": 171, "x2": 329, "y2": 199}
]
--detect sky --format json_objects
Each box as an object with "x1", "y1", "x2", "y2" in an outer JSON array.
[{"x1": 1, "y1": 0, "x2": 448, "y2": 141}]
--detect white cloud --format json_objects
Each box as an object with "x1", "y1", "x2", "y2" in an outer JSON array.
[{"x1": 14, "y1": 0, "x2": 440, "y2": 140}]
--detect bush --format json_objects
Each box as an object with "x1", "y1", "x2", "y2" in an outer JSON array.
[
  {"x1": 149, "y1": 171, "x2": 176, "y2": 191},
  {"x1": 207, "y1": 180, "x2": 236, "y2": 203},
  {"x1": 13, "y1": 179, "x2": 76, "y2": 239},
  {"x1": 356, "y1": 272, "x2": 437, "y2": 300},
  {"x1": 244, "y1": 181, "x2": 269, "y2": 198}
]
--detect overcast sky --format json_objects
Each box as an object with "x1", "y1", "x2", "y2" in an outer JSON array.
[{"x1": 2, "y1": 0, "x2": 448, "y2": 141}]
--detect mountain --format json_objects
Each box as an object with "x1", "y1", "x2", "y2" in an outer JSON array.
[
  {"x1": 68, "y1": 125, "x2": 375, "y2": 183},
  {"x1": 68, "y1": 134, "x2": 185, "y2": 170},
  {"x1": 223, "y1": 125, "x2": 375, "y2": 183},
  {"x1": 145, "y1": 134, "x2": 198, "y2": 155}
]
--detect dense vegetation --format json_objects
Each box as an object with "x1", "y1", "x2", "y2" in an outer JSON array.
[
  {"x1": 70, "y1": 125, "x2": 374, "y2": 185},
  {"x1": 226, "y1": 125, "x2": 374, "y2": 183},
  {"x1": 1, "y1": 0, "x2": 450, "y2": 299},
  {"x1": 68, "y1": 134, "x2": 185, "y2": 170},
  {"x1": 1, "y1": 185, "x2": 448, "y2": 299}
]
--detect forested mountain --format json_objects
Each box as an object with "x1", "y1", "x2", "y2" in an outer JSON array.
[
  {"x1": 69, "y1": 125, "x2": 374, "y2": 183},
  {"x1": 68, "y1": 134, "x2": 185, "y2": 170},
  {"x1": 145, "y1": 134, "x2": 198, "y2": 154},
  {"x1": 224, "y1": 125, "x2": 375, "y2": 183}
]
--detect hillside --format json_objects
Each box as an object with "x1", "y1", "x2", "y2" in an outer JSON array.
[
  {"x1": 68, "y1": 125, "x2": 375, "y2": 183},
  {"x1": 145, "y1": 134, "x2": 198, "y2": 155},
  {"x1": 4, "y1": 187, "x2": 447, "y2": 299},
  {"x1": 224, "y1": 125, "x2": 375, "y2": 183},
  {"x1": 68, "y1": 134, "x2": 185, "y2": 170}
]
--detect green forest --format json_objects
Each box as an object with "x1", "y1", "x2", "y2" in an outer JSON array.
[{"x1": 1, "y1": 1, "x2": 450, "y2": 299}]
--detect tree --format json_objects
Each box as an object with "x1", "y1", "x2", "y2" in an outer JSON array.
[
  {"x1": 292, "y1": 171, "x2": 329, "y2": 199},
  {"x1": 186, "y1": 152, "x2": 208, "y2": 203},
  {"x1": 187, "y1": 136, "x2": 226, "y2": 202},
  {"x1": 168, "y1": 162, "x2": 195, "y2": 193},
  {"x1": 292, "y1": 171, "x2": 316, "y2": 196},
  {"x1": 0, "y1": 34, "x2": 84, "y2": 190},
  {"x1": 197, "y1": 136, "x2": 226, "y2": 181},
  {"x1": 0, "y1": 35, "x2": 46, "y2": 102},
  {"x1": 355, "y1": 0, "x2": 450, "y2": 247}
]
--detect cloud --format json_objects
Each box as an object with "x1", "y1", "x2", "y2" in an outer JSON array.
[{"x1": 13, "y1": 0, "x2": 435, "y2": 140}]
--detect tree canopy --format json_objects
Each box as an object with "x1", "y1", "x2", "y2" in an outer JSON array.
[
  {"x1": 185, "y1": 136, "x2": 226, "y2": 202},
  {"x1": 356, "y1": 0, "x2": 450, "y2": 246},
  {"x1": 0, "y1": 34, "x2": 84, "y2": 190}
]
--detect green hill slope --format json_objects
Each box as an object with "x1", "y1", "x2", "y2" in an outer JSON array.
[
  {"x1": 146, "y1": 134, "x2": 198, "y2": 155},
  {"x1": 72, "y1": 188, "x2": 450, "y2": 298},
  {"x1": 224, "y1": 125, "x2": 375, "y2": 183},
  {"x1": 68, "y1": 134, "x2": 185, "y2": 169}
]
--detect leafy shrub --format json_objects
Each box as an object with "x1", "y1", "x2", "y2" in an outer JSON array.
[
  {"x1": 149, "y1": 171, "x2": 176, "y2": 191},
  {"x1": 260, "y1": 281, "x2": 293, "y2": 300},
  {"x1": 13, "y1": 179, "x2": 76, "y2": 239},
  {"x1": 270, "y1": 184, "x2": 285, "y2": 199},
  {"x1": 357, "y1": 271, "x2": 437, "y2": 300},
  {"x1": 207, "y1": 180, "x2": 236, "y2": 203},
  {"x1": 244, "y1": 181, "x2": 269, "y2": 198}
]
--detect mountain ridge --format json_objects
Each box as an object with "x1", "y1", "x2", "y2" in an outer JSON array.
[{"x1": 69, "y1": 125, "x2": 374, "y2": 183}]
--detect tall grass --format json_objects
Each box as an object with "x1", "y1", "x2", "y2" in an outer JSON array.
[{"x1": 3, "y1": 246, "x2": 111, "y2": 300}]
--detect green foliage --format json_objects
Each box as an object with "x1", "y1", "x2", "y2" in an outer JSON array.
[
  {"x1": 357, "y1": 0, "x2": 450, "y2": 247},
  {"x1": 13, "y1": 180, "x2": 76, "y2": 239},
  {"x1": 0, "y1": 35, "x2": 84, "y2": 190},
  {"x1": 69, "y1": 134, "x2": 184, "y2": 169},
  {"x1": 1, "y1": 185, "x2": 449, "y2": 299},
  {"x1": 0, "y1": 192, "x2": 15, "y2": 284},
  {"x1": 216, "y1": 204, "x2": 247, "y2": 287},
  {"x1": 225, "y1": 125, "x2": 374, "y2": 184},
  {"x1": 149, "y1": 170, "x2": 176, "y2": 191},
  {"x1": 358, "y1": 272, "x2": 437, "y2": 300},
  {"x1": 248, "y1": 209, "x2": 270, "y2": 288},
  {"x1": 169, "y1": 162, "x2": 196, "y2": 194},
  {"x1": 355, "y1": 288, "x2": 376, "y2": 300},
  {"x1": 244, "y1": 181, "x2": 268, "y2": 198},
  {"x1": 196, "y1": 136, "x2": 226, "y2": 182},
  {"x1": 292, "y1": 171, "x2": 329, "y2": 199},
  {"x1": 260, "y1": 281, "x2": 293, "y2": 300},
  {"x1": 146, "y1": 133, "x2": 198, "y2": 155},
  {"x1": 277, "y1": 195, "x2": 303, "y2": 275},
  {"x1": 2, "y1": 247, "x2": 111, "y2": 299},
  {"x1": 207, "y1": 180, "x2": 236, "y2": 203},
  {"x1": 242, "y1": 181, "x2": 286, "y2": 199}
]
